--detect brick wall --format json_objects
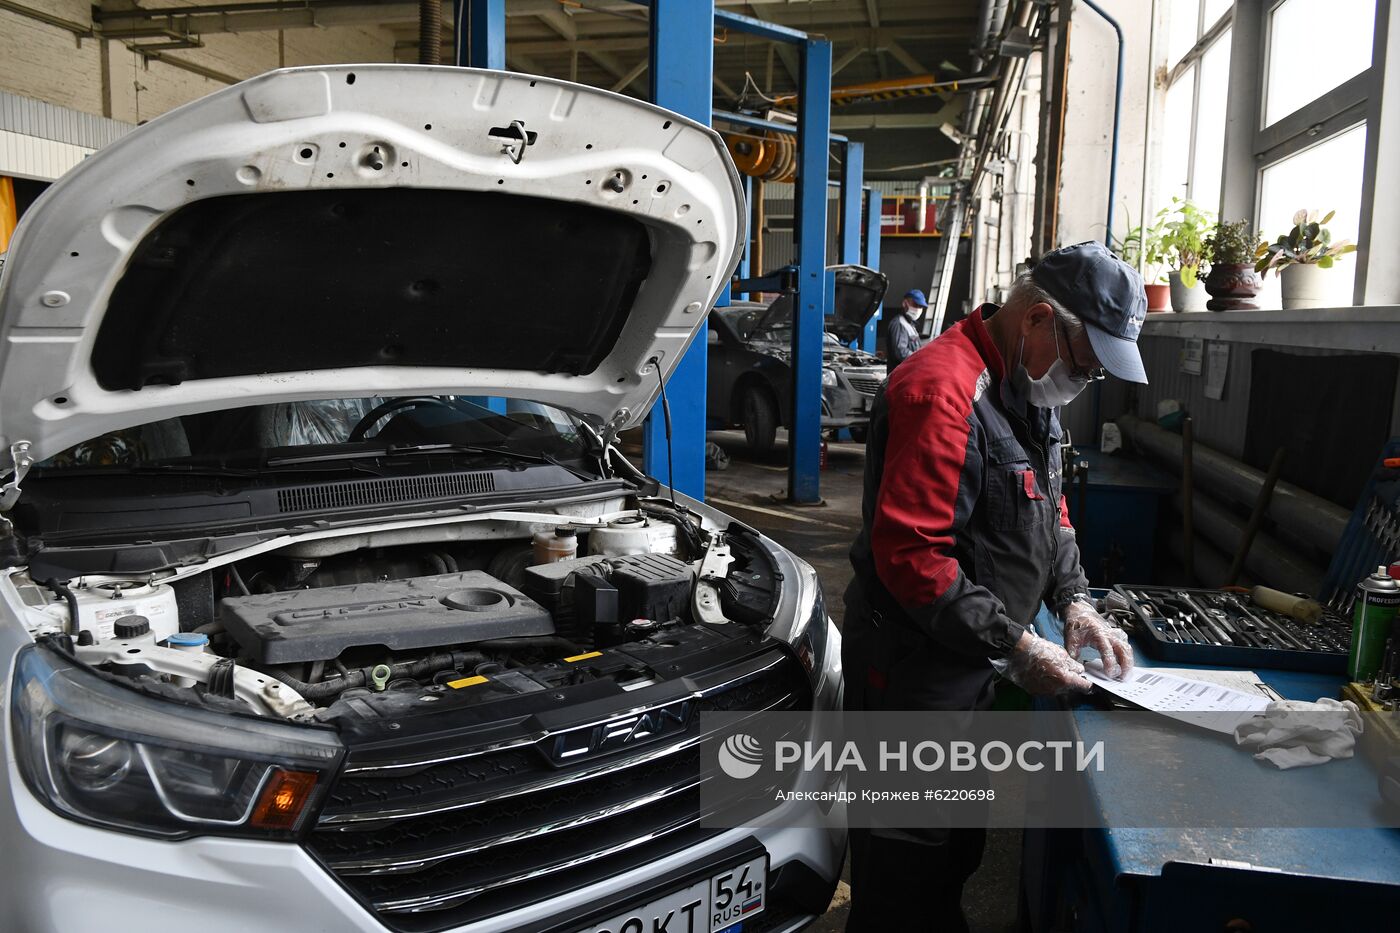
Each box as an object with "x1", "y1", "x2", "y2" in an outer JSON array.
[{"x1": 0, "y1": 2, "x2": 393, "y2": 126}]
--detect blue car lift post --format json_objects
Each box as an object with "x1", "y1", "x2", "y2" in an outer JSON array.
[
  {"x1": 709, "y1": 13, "x2": 832, "y2": 503},
  {"x1": 862, "y1": 186, "x2": 883, "y2": 353},
  {"x1": 457, "y1": 2, "x2": 832, "y2": 505},
  {"x1": 638, "y1": 0, "x2": 715, "y2": 501},
  {"x1": 835, "y1": 139, "x2": 885, "y2": 353}
]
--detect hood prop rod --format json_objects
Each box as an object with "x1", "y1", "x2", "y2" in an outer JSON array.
[{"x1": 0, "y1": 441, "x2": 33, "y2": 512}]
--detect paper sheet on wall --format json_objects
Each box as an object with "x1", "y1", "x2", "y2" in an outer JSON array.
[
  {"x1": 1085, "y1": 661, "x2": 1270, "y2": 733},
  {"x1": 1180, "y1": 337, "x2": 1204, "y2": 375},
  {"x1": 1204, "y1": 341, "x2": 1229, "y2": 400}
]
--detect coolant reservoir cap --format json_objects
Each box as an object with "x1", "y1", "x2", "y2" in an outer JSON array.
[
  {"x1": 113, "y1": 615, "x2": 150, "y2": 638},
  {"x1": 167, "y1": 632, "x2": 209, "y2": 647}
]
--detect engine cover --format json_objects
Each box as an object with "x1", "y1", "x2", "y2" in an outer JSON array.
[{"x1": 221, "y1": 571, "x2": 553, "y2": 664}]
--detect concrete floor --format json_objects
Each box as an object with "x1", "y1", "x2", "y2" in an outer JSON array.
[{"x1": 702, "y1": 430, "x2": 1023, "y2": 933}]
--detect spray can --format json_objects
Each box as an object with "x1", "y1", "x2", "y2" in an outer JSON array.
[{"x1": 1349, "y1": 566, "x2": 1400, "y2": 682}]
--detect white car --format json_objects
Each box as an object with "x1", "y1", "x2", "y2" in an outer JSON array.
[{"x1": 0, "y1": 65, "x2": 843, "y2": 933}]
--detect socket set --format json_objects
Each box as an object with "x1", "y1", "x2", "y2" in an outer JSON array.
[{"x1": 1112, "y1": 584, "x2": 1351, "y2": 673}]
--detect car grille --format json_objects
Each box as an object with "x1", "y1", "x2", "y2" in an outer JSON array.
[
  {"x1": 306, "y1": 648, "x2": 810, "y2": 932},
  {"x1": 847, "y1": 375, "x2": 883, "y2": 396}
]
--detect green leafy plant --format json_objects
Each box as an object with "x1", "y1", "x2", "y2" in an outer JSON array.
[
  {"x1": 1155, "y1": 197, "x2": 1215, "y2": 288},
  {"x1": 1205, "y1": 219, "x2": 1259, "y2": 265},
  {"x1": 1254, "y1": 208, "x2": 1357, "y2": 276},
  {"x1": 1112, "y1": 213, "x2": 1170, "y2": 284}
]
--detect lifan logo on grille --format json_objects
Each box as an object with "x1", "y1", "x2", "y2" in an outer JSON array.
[{"x1": 546, "y1": 700, "x2": 694, "y2": 763}]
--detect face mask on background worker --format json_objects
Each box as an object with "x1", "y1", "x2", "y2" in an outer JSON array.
[{"x1": 1013, "y1": 316, "x2": 1087, "y2": 408}]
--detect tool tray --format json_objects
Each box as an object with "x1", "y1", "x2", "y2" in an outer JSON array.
[{"x1": 1113, "y1": 584, "x2": 1351, "y2": 673}]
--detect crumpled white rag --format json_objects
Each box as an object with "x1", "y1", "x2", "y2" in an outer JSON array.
[{"x1": 1232, "y1": 698, "x2": 1363, "y2": 769}]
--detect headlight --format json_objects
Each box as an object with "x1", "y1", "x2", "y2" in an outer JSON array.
[
  {"x1": 768, "y1": 552, "x2": 831, "y2": 692},
  {"x1": 821, "y1": 368, "x2": 838, "y2": 387},
  {"x1": 11, "y1": 643, "x2": 344, "y2": 839}
]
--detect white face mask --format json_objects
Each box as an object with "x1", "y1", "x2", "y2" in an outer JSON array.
[{"x1": 1014, "y1": 324, "x2": 1087, "y2": 408}]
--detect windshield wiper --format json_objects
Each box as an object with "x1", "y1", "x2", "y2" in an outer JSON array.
[{"x1": 265, "y1": 443, "x2": 557, "y2": 468}]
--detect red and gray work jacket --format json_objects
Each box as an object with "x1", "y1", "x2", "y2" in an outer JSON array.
[{"x1": 844, "y1": 304, "x2": 1089, "y2": 711}]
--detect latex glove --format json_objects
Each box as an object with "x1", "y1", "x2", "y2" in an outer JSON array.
[
  {"x1": 1003, "y1": 631, "x2": 1092, "y2": 695},
  {"x1": 1063, "y1": 599, "x2": 1134, "y2": 680}
]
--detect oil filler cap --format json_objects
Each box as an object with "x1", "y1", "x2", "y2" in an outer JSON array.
[{"x1": 113, "y1": 615, "x2": 151, "y2": 639}]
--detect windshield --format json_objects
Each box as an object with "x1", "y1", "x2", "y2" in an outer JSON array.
[{"x1": 34, "y1": 396, "x2": 595, "y2": 473}]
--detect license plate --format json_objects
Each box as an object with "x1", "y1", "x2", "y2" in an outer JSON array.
[{"x1": 583, "y1": 855, "x2": 768, "y2": 933}]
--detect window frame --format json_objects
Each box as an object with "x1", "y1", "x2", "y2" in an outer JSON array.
[
  {"x1": 1162, "y1": 1, "x2": 1235, "y2": 207},
  {"x1": 1220, "y1": 0, "x2": 1390, "y2": 305}
]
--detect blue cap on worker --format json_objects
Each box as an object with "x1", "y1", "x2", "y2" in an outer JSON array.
[
  {"x1": 1031, "y1": 240, "x2": 1149, "y2": 384},
  {"x1": 903, "y1": 289, "x2": 928, "y2": 307}
]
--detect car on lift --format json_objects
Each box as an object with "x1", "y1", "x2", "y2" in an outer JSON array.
[
  {"x1": 0, "y1": 66, "x2": 844, "y2": 933},
  {"x1": 707, "y1": 264, "x2": 887, "y2": 451}
]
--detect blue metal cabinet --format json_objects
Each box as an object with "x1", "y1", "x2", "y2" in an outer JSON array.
[{"x1": 1069, "y1": 450, "x2": 1176, "y2": 588}]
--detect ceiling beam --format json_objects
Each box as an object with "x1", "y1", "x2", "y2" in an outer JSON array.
[
  {"x1": 831, "y1": 109, "x2": 956, "y2": 131},
  {"x1": 885, "y1": 40, "x2": 926, "y2": 76},
  {"x1": 582, "y1": 49, "x2": 630, "y2": 81},
  {"x1": 831, "y1": 45, "x2": 865, "y2": 77},
  {"x1": 503, "y1": 23, "x2": 973, "y2": 57},
  {"x1": 865, "y1": 0, "x2": 881, "y2": 29},
  {"x1": 713, "y1": 74, "x2": 737, "y2": 103},
  {"x1": 507, "y1": 52, "x2": 550, "y2": 77},
  {"x1": 533, "y1": 8, "x2": 577, "y2": 42},
  {"x1": 610, "y1": 59, "x2": 648, "y2": 94},
  {"x1": 773, "y1": 43, "x2": 800, "y2": 87}
]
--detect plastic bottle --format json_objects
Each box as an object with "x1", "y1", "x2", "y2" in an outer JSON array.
[{"x1": 533, "y1": 526, "x2": 578, "y2": 565}]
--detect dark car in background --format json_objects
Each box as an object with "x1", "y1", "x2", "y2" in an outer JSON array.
[{"x1": 707, "y1": 265, "x2": 887, "y2": 451}]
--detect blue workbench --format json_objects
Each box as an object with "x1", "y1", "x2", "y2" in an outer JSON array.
[{"x1": 1023, "y1": 607, "x2": 1400, "y2": 930}]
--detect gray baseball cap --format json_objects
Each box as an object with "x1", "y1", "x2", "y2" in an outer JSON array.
[{"x1": 1031, "y1": 241, "x2": 1148, "y2": 384}]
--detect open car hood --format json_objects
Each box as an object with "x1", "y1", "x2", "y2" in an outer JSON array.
[
  {"x1": 746, "y1": 264, "x2": 888, "y2": 345},
  {"x1": 826, "y1": 264, "x2": 888, "y2": 343},
  {"x1": 0, "y1": 65, "x2": 745, "y2": 464}
]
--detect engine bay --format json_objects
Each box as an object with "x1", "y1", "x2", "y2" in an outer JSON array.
[{"x1": 10, "y1": 500, "x2": 784, "y2": 726}]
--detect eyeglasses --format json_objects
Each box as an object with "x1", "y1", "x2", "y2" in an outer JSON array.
[{"x1": 1058, "y1": 319, "x2": 1106, "y2": 383}]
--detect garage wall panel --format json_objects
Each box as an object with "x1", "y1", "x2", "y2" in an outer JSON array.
[{"x1": 0, "y1": 129, "x2": 92, "y2": 181}]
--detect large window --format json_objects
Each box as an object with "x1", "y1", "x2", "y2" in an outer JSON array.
[
  {"x1": 1264, "y1": 0, "x2": 1375, "y2": 126},
  {"x1": 1153, "y1": 0, "x2": 1388, "y2": 307},
  {"x1": 1249, "y1": 0, "x2": 1378, "y2": 306},
  {"x1": 1257, "y1": 124, "x2": 1368, "y2": 307},
  {"x1": 1155, "y1": 1, "x2": 1233, "y2": 212}
]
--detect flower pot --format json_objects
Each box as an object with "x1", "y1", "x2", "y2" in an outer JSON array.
[
  {"x1": 1168, "y1": 270, "x2": 1207, "y2": 312},
  {"x1": 1145, "y1": 283, "x2": 1171, "y2": 312},
  {"x1": 1203, "y1": 262, "x2": 1262, "y2": 311},
  {"x1": 1280, "y1": 263, "x2": 1332, "y2": 309}
]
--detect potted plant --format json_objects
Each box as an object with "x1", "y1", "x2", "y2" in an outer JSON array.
[
  {"x1": 1114, "y1": 219, "x2": 1171, "y2": 311},
  {"x1": 1254, "y1": 209, "x2": 1357, "y2": 309},
  {"x1": 1156, "y1": 197, "x2": 1214, "y2": 312},
  {"x1": 1203, "y1": 219, "x2": 1261, "y2": 311}
]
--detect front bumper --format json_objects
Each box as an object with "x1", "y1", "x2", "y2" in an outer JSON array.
[
  {"x1": 820, "y1": 372, "x2": 880, "y2": 430},
  {"x1": 1, "y1": 762, "x2": 841, "y2": 932},
  {"x1": 0, "y1": 621, "x2": 845, "y2": 933}
]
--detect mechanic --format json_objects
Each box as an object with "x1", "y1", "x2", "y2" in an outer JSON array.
[
  {"x1": 886, "y1": 288, "x2": 928, "y2": 372},
  {"x1": 842, "y1": 241, "x2": 1149, "y2": 932}
]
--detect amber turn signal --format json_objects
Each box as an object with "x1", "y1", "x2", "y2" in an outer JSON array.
[{"x1": 250, "y1": 768, "x2": 319, "y2": 831}]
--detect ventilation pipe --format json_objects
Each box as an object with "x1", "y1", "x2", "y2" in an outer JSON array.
[{"x1": 1116, "y1": 414, "x2": 1350, "y2": 554}]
